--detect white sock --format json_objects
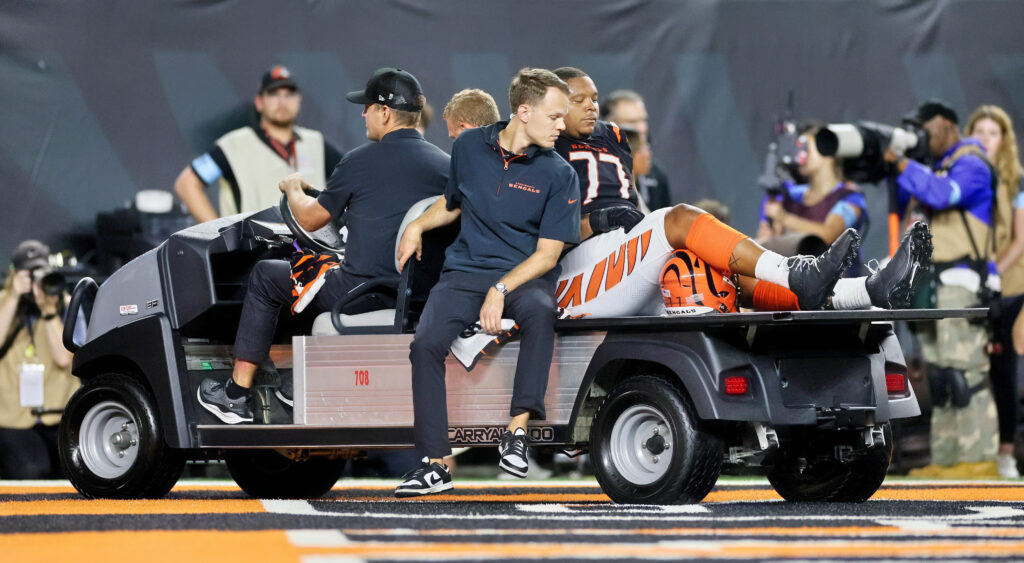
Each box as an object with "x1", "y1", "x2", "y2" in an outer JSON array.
[
  {"x1": 754, "y1": 251, "x2": 790, "y2": 288},
  {"x1": 831, "y1": 277, "x2": 871, "y2": 310}
]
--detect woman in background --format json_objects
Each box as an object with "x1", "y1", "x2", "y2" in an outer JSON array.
[
  {"x1": 757, "y1": 121, "x2": 868, "y2": 246},
  {"x1": 967, "y1": 104, "x2": 1024, "y2": 479}
]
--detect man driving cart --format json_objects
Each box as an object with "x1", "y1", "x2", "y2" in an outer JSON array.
[{"x1": 197, "y1": 67, "x2": 449, "y2": 424}]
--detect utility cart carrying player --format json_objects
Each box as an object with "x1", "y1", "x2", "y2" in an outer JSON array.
[{"x1": 58, "y1": 196, "x2": 981, "y2": 503}]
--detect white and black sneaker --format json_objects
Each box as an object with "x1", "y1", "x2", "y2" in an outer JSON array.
[
  {"x1": 395, "y1": 457, "x2": 453, "y2": 498},
  {"x1": 197, "y1": 378, "x2": 253, "y2": 424},
  {"x1": 499, "y1": 428, "x2": 529, "y2": 478}
]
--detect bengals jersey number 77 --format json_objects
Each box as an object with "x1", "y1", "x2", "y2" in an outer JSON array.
[{"x1": 554, "y1": 120, "x2": 640, "y2": 214}]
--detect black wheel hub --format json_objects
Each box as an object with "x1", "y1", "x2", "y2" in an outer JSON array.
[{"x1": 644, "y1": 434, "x2": 666, "y2": 455}]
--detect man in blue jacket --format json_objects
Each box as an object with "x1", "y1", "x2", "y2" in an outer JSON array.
[{"x1": 885, "y1": 100, "x2": 1000, "y2": 476}]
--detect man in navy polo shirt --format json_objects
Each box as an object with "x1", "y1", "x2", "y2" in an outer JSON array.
[
  {"x1": 393, "y1": 68, "x2": 580, "y2": 497},
  {"x1": 196, "y1": 67, "x2": 449, "y2": 424}
]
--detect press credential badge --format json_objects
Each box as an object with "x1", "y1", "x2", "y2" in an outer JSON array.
[{"x1": 20, "y1": 362, "x2": 45, "y2": 408}]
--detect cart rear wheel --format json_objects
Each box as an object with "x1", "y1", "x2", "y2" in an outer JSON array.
[
  {"x1": 768, "y1": 424, "x2": 893, "y2": 502},
  {"x1": 591, "y1": 375, "x2": 723, "y2": 504}
]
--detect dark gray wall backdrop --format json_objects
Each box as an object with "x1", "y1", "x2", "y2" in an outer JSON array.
[{"x1": 2, "y1": 0, "x2": 1024, "y2": 266}]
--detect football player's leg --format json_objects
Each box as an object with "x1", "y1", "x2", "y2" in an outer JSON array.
[
  {"x1": 557, "y1": 209, "x2": 675, "y2": 318},
  {"x1": 738, "y1": 224, "x2": 932, "y2": 312},
  {"x1": 663, "y1": 204, "x2": 861, "y2": 310},
  {"x1": 738, "y1": 276, "x2": 801, "y2": 311}
]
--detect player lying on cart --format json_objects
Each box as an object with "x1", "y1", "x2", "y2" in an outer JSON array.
[{"x1": 549, "y1": 66, "x2": 931, "y2": 319}]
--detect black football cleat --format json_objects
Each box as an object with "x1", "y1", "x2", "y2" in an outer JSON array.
[
  {"x1": 866, "y1": 221, "x2": 933, "y2": 309},
  {"x1": 787, "y1": 228, "x2": 862, "y2": 310}
]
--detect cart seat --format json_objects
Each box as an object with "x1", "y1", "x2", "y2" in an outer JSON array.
[{"x1": 311, "y1": 195, "x2": 457, "y2": 335}]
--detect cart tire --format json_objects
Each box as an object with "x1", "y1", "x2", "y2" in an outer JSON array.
[
  {"x1": 224, "y1": 450, "x2": 346, "y2": 499},
  {"x1": 767, "y1": 424, "x2": 893, "y2": 502},
  {"x1": 591, "y1": 375, "x2": 723, "y2": 504},
  {"x1": 59, "y1": 373, "x2": 185, "y2": 499}
]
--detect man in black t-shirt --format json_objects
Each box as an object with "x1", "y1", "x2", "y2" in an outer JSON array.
[
  {"x1": 393, "y1": 68, "x2": 580, "y2": 497},
  {"x1": 197, "y1": 67, "x2": 449, "y2": 425}
]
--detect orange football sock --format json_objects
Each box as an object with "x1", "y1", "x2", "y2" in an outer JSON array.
[
  {"x1": 683, "y1": 212, "x2": 748, "y2": 274},
  {"x1": 752, "y1": 280, "x2": 800, "y2": 311}
]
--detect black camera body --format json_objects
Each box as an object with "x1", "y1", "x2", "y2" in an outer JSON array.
[
  {"x1": 758, "y1": 119, "x2": 802, "y2": 195},
  {"x1": 32, "y1": 267, "x2": 66, "y2": 296},
  {"x1": 815, "y1": 120, "x2": 931, "y2": 183}
]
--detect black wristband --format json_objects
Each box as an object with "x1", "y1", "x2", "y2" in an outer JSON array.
[{"x1": 41, "y1": 313, "x2": 58, "y2": 320}]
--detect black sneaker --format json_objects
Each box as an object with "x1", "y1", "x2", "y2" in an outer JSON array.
[
  {"x1": 498, "y1": 428, "x2": 529, "y2": 478},
  {"x1": 197, "y1": 378, "x2": 253, "y2": 424},
  {"x1": 787, "y1": 228, "x2": 862, "y2": 310},
  {"x1": 866, "y1": 221, "x2": 933, "y2": 309},
  {"x1": 395, "y1": 457, "x2": 453, "y2": 498}
]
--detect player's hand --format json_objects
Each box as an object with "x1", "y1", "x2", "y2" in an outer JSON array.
[
  {"x1": 396, "y1": 224, "x2": 423, "y2": 272},
  {"x1": 589, "y1": 205, "x2": 645, "y2": 235},
  {"x1": 479, "y1": 289, "x2": 505, "y2": 335},
  {"x1": 764, "y1": 201, "x2": 785, "y2": 224},
  {"x1": 12, "y1": 270, "x2": 32, "y2": 296}
]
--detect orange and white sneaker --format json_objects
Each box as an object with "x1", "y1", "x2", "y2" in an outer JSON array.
[{"x1": 289, "y1": 249, "x2": 339, "y2": 314}]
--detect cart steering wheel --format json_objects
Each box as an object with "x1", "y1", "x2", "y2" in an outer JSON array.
[{"x1": 279, "y1": 188, "x2": 345, "y2": 255}]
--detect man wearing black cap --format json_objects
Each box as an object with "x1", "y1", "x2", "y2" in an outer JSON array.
[
  {"x1": 173, "y1": 65, "x2": 343, "y2": 223},
  {"x1": 885, "y1": 100, "x2": 1000, "y2": 476},
  {"x1": 0, "y1": 240, "x2": 79, "y2": 478},
  {"x1": 197, "y1": 67, "x2": 449, "y2": 425}
]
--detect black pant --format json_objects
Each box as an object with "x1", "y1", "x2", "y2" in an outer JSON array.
[
  {"x1": 0, "y1": 424, "x2": 61, "y2": 479},
  {"x1": 234, "y1": 260, "x2": 384, "y2": 363},
  {"x1": 410, "y1": 270, "x2": 557, "y2": 458},
  {"x1": 990, "y1": 294, "x2": 1024, "y2": 445}
]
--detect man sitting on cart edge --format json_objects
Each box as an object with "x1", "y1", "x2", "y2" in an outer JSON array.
[
  {"x1": 550, "y1": 66, "x2": 933, "y2": 318},
  {"x1": 197, "y1": 67, "x2": 450, "y2": 424},
  {"x1": 393, "y1": 68, "x2": 580, "y2": 497}
]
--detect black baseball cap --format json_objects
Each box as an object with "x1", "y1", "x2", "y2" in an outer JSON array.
[
  {"x1": 346, "y1": 67, "x2": 424, "y2": 111},
  {"x1": 259, "y1": 65, "x2": 298, "y2": 93},
  {"x1": 916, "y1": 99, "x2": 959, "y2": 125},
  {"x1": 11, "y1": 240, "x2": 49, "y2": 271}
]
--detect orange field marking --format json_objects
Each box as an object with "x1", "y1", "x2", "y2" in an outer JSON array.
[
  {"x1": 0, "y1": 498, "x2": 265, "y2": 516},
  {"x1": 871, "y1": 487, "x2": 1024, "y2": 501},
  {"x1": 0, "y1": 531, "x2": 294, "y2": 563},
  {"x1": 306, "y1": 540, "x2": 1024, "y2": 559}
]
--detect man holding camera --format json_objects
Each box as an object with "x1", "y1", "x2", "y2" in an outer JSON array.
[
  {"x1": 885, "y1": 100, "x2": 1000, "y2": 477},
  {"x1": 0, "y1": 240, "x2": 79, "y2": 478}
]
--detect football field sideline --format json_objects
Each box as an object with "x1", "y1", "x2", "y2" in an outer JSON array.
[{"x1": 2, "y1": 478, "x2": 1024, "y2": 562}]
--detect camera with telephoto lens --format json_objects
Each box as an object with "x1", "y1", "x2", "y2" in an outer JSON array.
[
  {"x1": 758, "y1": 94, "x2": 802, "y2": 195},
  {"x1": 814, "y1": 120, "x2": 930, "y2": 184},
  {"x1": 32, "y1": 267, "x2": 66, "y2": 296},
  {"x1": 757, "y1": 119, "x2": 801, "y2": 195}
]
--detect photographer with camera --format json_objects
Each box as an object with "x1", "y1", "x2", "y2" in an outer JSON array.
[
  {"x1": 885, "y1": 101, "x2": 1000, "y2": 478},
  {"x1": 0, "y1": 240, "x2": 79, "y2": 479},
  {"x1": 757, "y1": 122, "x2": 868, "y2": 249}
]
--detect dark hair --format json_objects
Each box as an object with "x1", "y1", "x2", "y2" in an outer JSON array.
[
  {"x1": 552, "y1": 66, "x2": 589, "y2": 82},
  {"x1": 797, "y1": 120, "x2": 827, "y2": 137},
  {"x1": 509, "y1": 68, "x2": 569, "y2": 111}
]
